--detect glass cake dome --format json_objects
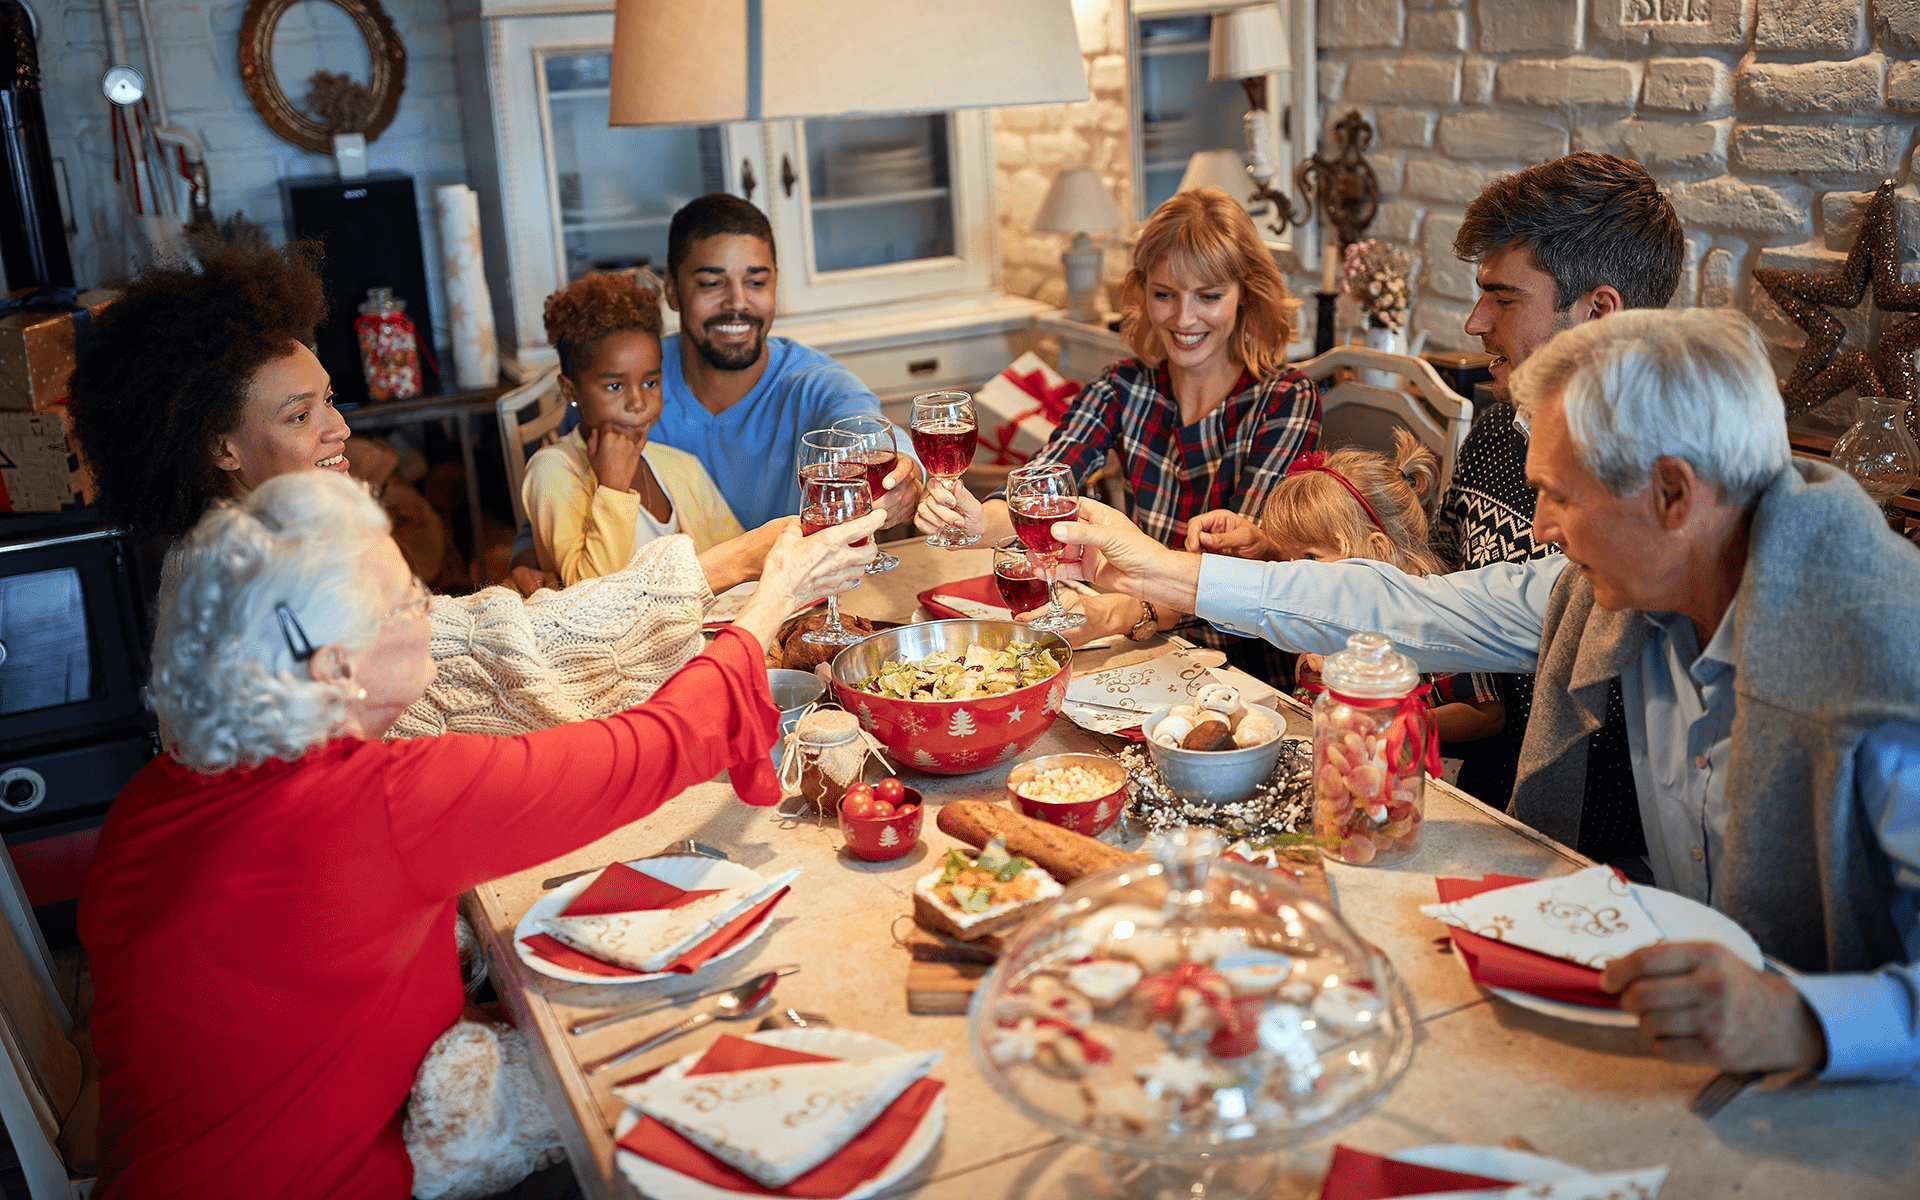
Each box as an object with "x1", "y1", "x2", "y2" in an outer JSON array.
[{"x1": 968, "y1": 829, "x2": 1415, "y2": 1197}]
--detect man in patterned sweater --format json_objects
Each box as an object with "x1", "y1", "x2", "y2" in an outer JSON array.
[{"x1": 1430, "y1": 153, "x2": 1685, "y2": 872}]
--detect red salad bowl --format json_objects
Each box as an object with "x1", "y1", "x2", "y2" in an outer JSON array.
[
  {"x1": 830, "y1": 621, "x2": 1072, "y2": 776},
  {"x1": 839, "y1": 788, "x2": 924, "y2": 861}
]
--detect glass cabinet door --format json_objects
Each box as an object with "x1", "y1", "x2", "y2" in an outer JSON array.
[
  {"x1": 539, "y1": 50, "x2": 726, "y2": 281},
  {"x1": 1132, "y1": 11, "x2": 1258, "y2": 218},
  {"x1": 801, "y1": 113, "x2": 955, "y2": 272}
]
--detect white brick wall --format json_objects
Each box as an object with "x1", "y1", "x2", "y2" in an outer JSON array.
[
  {"x1": 1311, "y1": 0, "x2": 1920, "y2": 372},
  {"x1": 27, "y1": 1, "x2": 468, "y2": 359}
]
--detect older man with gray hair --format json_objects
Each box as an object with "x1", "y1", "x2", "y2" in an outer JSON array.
[{"x1": 1053, "y1": 307, "x2": 1920, "y2": 1082}]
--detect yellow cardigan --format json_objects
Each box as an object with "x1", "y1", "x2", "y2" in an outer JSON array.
[{"x1": 522, "y1": 429, "x2": 744, "y2": 585}]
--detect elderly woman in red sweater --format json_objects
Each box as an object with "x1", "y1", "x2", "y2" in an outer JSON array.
[{"x1": 78, "y1": 469, "x2": 880, "y2": 1199}]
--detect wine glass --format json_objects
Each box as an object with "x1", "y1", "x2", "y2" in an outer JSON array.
[
  {"x1": 798, "y1": 439, "x2": 875, "y2": 645},
  {"x1": 991, "y1": 537, "x2": 1051, "y2": 615},
  {"x1": 908, "y1": 391, "x2": 980, "y2": 548},
  {"x1": 831, "y1": 415, "x2": 901, "y2": 573},
  {"x1": 1005, "y1": 462, "x2": 1086, "y2": 633},
  {"x1": 797, "y1": 428, "x2": 860, "y2": 497}
]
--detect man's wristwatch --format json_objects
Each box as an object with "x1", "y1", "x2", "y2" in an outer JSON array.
[{"x1": 1126, "y1": 600, "x2": 1159, "y2": 642}]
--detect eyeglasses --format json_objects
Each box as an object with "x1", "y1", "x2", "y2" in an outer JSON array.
[{"x1": 276, "y1": 575, "x2": 431, "y2": 665}]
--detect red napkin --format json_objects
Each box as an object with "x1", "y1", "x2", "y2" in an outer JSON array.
[
  {"x1": 915, "y1": 574, "x2": 1010, "y2": 620},
  {"x1": 617, "y1": 1033, "x2": 944, "y2": 1198},
  {"x1": 566, "y1": 863, "x2": 726, "y2": 917},
  {"x1": 1317, "y1": 1144, "x2": 1512, "y2": 1200},
  {"x1": 521, "y1": 884, "x2": 791, "y2": 977},
  {"x1": 1435, "y1": 875, "x2": 1618, "y2": 1009}
]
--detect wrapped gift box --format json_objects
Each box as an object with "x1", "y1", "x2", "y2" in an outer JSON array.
[
  {"x1": 0, "y1": 409, "x2": 93, "y2": 512},
  {"x1": 0, "y1": 288, "x2": 117, "y2": 412}
]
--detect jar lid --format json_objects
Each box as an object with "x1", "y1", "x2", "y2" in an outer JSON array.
[
  {"x1": 1320, "y1": 631, "x2": 1418, "y2": 698},
  {"x1": 793, "y1": 708, "x2": 860, "y2": 747}
]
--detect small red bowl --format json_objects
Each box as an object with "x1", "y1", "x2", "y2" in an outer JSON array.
[
  {"x1": 839, "y1": 787, "x2": 924, "y2": 861},
  {"x1": 1004, "y1": 753, "x2": 1128, "y2": 837}
]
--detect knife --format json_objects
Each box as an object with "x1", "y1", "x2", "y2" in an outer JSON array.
[{"x1": 566, "y1": 964, "x2": 800, "y2": 1036}]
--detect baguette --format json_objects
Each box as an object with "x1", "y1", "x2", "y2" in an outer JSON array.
[{"x1": 936, "y1": 801, "x2": 1137, "y2": 883}]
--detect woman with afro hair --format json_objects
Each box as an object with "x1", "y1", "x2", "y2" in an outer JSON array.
[{"x1": 66, "y1": 246, "x2": 821, "y2": 742}]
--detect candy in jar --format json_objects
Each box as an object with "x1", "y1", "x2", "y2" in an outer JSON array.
[
  {"x1": 354, "y1": 287, "x2": 423, "y2": 401},
  {"x1": 1312, "y1": 632, "x2": 1440, "y2": 867}
]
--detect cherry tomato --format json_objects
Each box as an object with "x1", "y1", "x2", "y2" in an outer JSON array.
[
  {"x1": 895, "y1": 803, "x2": 917, "y2": 817},
  {"x1": 870, "y1": 799, "x2": 896, "y2": 818},
  {"x1": 842, "y1": 781, "x2": 875, "y2": 807},
  {"x1": 841, "y1": 793, "x2": 881, "y2": 820},
  {"x1": 874, "y1": 776, "x2": 905, "y2": 806}
]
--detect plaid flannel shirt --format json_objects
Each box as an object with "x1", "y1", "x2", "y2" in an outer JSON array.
[{"x1": 1001, "y1": 359, "x2": 1321, "y2": 547}]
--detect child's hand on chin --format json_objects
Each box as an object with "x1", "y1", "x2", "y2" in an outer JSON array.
[{"x1": 586, "y1": 424, "x2": 645, "y2": 493}]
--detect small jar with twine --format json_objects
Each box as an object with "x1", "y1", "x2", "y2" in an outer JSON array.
[{"x1": 778, "y1": 708, "x2": 883, "y2": 816}]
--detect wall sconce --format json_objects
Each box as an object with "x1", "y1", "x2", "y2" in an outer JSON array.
[{"x1": 1207, "y1": 3, "x2": 1299, "y2": 236}]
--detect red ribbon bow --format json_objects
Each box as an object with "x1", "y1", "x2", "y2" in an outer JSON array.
[
  {"x1": 980, "y1": 367, "x2": 1082, "y2": 466},
  {"x1": 1326, "y1": 684, "x2": 1444, "y2": 779},
  {"x1": 1285, "y1": 450, "x2": 1330, "y2": 477}
]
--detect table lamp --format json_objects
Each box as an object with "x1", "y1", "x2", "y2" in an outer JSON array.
[
  {"x1": 1034, "y1": 167, "x2": 1122, "y2": 324},
  {"x1": 1208, "y1": 3, "x2": 1298, "y2": 235}
]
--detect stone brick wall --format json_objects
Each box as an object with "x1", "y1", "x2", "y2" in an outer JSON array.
[
  {"x1": 1316, "y1": 0, "x2": 1919, "y2": 382},
  {"x1": 994, "y1": 0, "x2": 1135, "y2": 313},
  {"x1": 25, "y1": 1, "x2": 467, "y2": 356}
]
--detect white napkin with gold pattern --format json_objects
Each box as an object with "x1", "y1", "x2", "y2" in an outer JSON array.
[{"x1": 1418, "y1": 865, "x2": 1664, "y2": 969}]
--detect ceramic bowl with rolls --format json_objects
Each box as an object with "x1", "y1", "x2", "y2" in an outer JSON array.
[
  {"x1": 1143, "y1": 692, "x2": 1288, "y2": 805},
  {"x1": 830, "y1": 620, "x2": 1071, "y2": 776}
]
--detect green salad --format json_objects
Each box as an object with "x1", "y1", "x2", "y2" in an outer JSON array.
[{"x1": 857, "y1": 642, "x2": 1063, "y2": 701}]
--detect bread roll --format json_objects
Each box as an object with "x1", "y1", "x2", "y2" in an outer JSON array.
[{"x1": 936, "y1": 801, "x2": 1136, "y2": 882}]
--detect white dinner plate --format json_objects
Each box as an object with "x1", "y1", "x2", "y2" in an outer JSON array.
[
  {"x1": 613, "y1": 1027, "x2": 947, "y2": 1200},
  {"x1": 1462, "y1": 883, "x2": 1765, "y2": 1027},
  {"x1": 514, "y1": 856, "x2": 778, "y2": 985}
]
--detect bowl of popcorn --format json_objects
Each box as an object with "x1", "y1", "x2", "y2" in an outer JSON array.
[
  {"x1": 1143, "y1": 685, "x2": 1287, "y2": 806},
  {"x1": 1005, "y1": 753, "x2": 1129, "y2": 837}
]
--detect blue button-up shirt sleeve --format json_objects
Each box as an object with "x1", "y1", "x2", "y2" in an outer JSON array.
[
  {"x1": 1193, "y1": 554, "x2": 1568, "y2": 675},
  {"x1": 1788, "y1": 721, "x2": 1920, "y2": 1086}
]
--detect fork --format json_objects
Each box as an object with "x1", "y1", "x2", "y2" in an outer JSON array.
[{"x1": 1688, "y1": 1070, "x2": 1762, "y2": 1118}]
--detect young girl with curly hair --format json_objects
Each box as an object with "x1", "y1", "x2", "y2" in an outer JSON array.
[
  {"x1": 1259, "y1": 430, "x2": 1505, "y2": 744},
  {"x1": 524, "y1": 272, "x2": 744, "y2": 585}
]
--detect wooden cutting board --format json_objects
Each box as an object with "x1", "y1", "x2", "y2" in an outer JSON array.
[{"x1": 902, "y1": 851, "x2": 1331, "y2": 1015}]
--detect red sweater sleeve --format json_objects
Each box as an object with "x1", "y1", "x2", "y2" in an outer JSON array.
[{"x1": 383, "y1": 626, "x2": 778, "y2": 898}]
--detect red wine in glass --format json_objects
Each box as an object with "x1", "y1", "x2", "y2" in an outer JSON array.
[
  {"x1": 994, "y1": 560, "x2": 1051, "y2": 612},
  {"x1": 798, "y1": 460, "x2": 861, "y2": 492},
  {"x1": 847, "y1": 450, "x2": 896, "y2": 497},
  {"x1": 801, "y1": 504, "x2": 873, "y2": 546},
  {"x1": 910, "y1": 421, "x2": 977, "y2": 479},
  {"x1": 1011, "y1": 496, "x2": 1079, "y2": 562}
]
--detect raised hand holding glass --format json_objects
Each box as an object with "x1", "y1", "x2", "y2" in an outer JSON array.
[
  {"x1": 908, "y1": 391, "x2": 979, "y2": 548},
  {"x1": 1005, "y1": 462, "x2": 1087, "y2": 633},
  {"x1": 831, "y1": 415, "x2": 901, "y2": 573}
]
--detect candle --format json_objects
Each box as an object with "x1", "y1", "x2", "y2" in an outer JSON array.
[{"x1": 1321, "y1": 232, "x2": 1340, "y2": 295}]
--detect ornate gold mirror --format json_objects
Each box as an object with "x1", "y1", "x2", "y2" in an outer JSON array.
[{"x1": 238, "y1": 0, "x2": 407, "y2": 154}]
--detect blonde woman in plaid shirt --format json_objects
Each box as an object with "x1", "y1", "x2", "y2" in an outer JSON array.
[{"x1": 918, "y1": 187, "x2": 1320, "y2": 654}]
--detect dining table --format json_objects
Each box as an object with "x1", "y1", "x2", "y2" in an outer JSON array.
[{"x1": 461, "y1": 537, "x2": 1920, "y2": 1200}]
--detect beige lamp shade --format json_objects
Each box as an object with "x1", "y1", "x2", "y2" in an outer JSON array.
[
  {"x1": 610, "y1": 0, "x2": 1090, "y2": 126},
  {"x1": 1035, "y1": 167, "x2": 1122, "y2": 234},
  {"x1": 1178, "y1": 149, "x2": 1251, "y2": 200},
  {"x1": 1208, "y1": 4, "x2": 1290, "y2": 82}
]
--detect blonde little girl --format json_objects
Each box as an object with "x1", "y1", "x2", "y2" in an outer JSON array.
[{"x1": 1258, "y1": 431, "x2": 1505, "y2": 744}]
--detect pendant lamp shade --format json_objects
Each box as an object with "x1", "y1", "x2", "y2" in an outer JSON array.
[{"x1": 610, "y1": 0, "x2": 1091, "y2": 126}]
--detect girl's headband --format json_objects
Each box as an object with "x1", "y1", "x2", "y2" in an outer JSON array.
[{"x1": 1285, "y1": 451, "x2": 1386, "y2": 534}]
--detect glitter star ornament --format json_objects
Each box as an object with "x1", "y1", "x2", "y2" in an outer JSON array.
[{"x1": 1754, "y1": 180, "x2": 1920, "y2": 422}]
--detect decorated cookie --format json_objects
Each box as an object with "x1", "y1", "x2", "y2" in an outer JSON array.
[
  {"x1": 1084, "y1": 1079, "x2": 1165, "y2": 1131},
  {"x1": 1256, "y1": 1003, "x2": 1324, "y2": 1096},
  {"x1": 1066, "y1": 959, "x2": 1142, "y2": 1009},
  {"x1": 1137, "y1": 1050, "x2": 1224, "y2": 1104},
  {"x1": 1137, "y1": 961, "x2": 1240, "y2": 1040},
  {"x1": 1311, "y1": 983, "x2": 1383, "y2": 1034},
  {"x1": 1214, "y1": 949, "x2": 1295, "y2": 996}
]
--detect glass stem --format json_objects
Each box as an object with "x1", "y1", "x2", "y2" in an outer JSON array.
[{"x1": 1039, "y1": 560, "x2": 1065, "y2": 617}]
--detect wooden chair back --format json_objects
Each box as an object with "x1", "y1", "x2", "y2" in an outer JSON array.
[
  {"x1": 1295, "y1": 346, "x2": 1475, "y2": 498},
  {"x1": 494, "y1": 367, "x2": 568, "y2": 529}
]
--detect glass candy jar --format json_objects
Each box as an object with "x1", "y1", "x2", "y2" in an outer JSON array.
[
  {"x1": 1313, "y1": 633, "x2": 1437, "y2": 867},
  {"x1": 969, "y1": 829, "x2": 1415, "y2": 1200},
  {"x1": 354, "y1": 287, "x2": 424, "y2": 401},
  {"x1": 1830, "y1": 396, "x2": 1919, "y2": 531}
]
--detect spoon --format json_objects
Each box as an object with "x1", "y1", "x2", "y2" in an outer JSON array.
[
  {"x1": 567, "y1": 965, "x2": 799, "y2": 1036},
  {"x1": 582, "y1": 973, "x2": 780, "y2": 1075},
  {"x1": 757, "y1": 1008, "x2": 832, "y2": 1031}
]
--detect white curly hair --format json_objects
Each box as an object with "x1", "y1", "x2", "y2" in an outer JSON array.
[{"x1": 151, "y1": 471, "x2": 394, "y2": 772}]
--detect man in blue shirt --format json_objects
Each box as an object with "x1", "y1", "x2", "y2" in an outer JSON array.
[
  {"x1": 1054, "y1": 308, "x2": 1920, "y2": 1085},
  {"x1": 651, "y1": 194, "x2": 922, "y2": 530}
]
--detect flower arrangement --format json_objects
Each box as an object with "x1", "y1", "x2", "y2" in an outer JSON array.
[{"x1": 1341, "y1": 239, "x2": 1414, "y2": 332}]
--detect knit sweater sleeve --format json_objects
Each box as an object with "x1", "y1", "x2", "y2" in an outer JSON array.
[
  {"x1": 523, "y1": 434, "x2": 641, "y2": 585},
  {"x1": 382, "y1": 626, "x2": 779, "y2": 898}
]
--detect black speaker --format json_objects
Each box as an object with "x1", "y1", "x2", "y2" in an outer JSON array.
[{"x1": 281, "y1": 172, "x2": 437, "y2": 405}]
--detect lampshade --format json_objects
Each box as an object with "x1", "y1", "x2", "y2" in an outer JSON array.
[
  {"x1": 1208, "y1": 4, "x2": 1290, "y2": 82},
  {"x1": 1034, "y1": 167, "x2": 1122, "y2": 234},
  {"x1": 1177, "y1": 149, "x2": 1251, "y2": 200},
  {"x1": 610, "y1": 0, "x2": 1090, "y2": 126}
]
